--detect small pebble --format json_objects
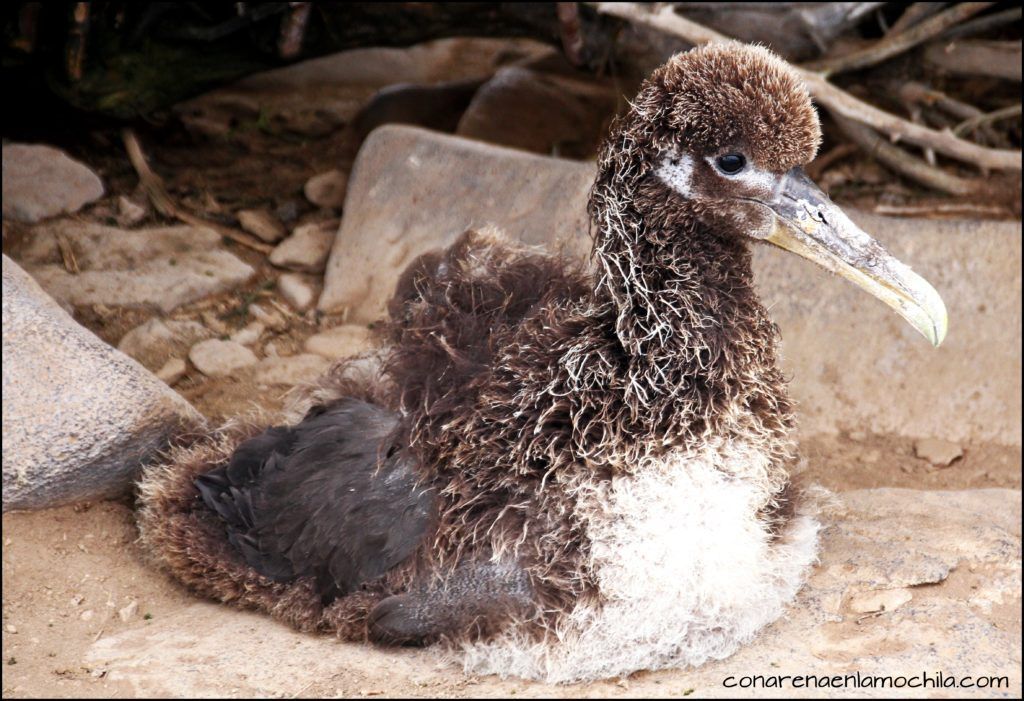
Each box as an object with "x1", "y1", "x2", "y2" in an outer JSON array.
[
  {"x1": 118, "y1": 600, "x2": 139, "y2": 622},
  {"x1": 268, "y1": 220, "x2": 337, "y2": 273},
  {"x1": 189, "y1": 339, "x2": 258, "y2": 378},
  {"x1": 914, "y1": 438, "x2": 963, "y2": 467},
  {"x1": 303, "y1": 170, "x2": 348, "y2": 209},
  {"x1": 80, "y1": 610, "x2": 94, "y2": 621},
  {"x1": 277, "y1": 273, "x2": 315, "y2": 311},
  {"x1": 155, "y1": 357, "x2": 187, "y2": 385},
  {"x1": 4, "y1": 624, "x2": 16, "y2": 634},
  {"x1": 230, "y1": 321, "x2": 265, "y2": 346},
  {"x1": 201, "y1": 311, "x2": 229, "y2": 336},
  {"x1": 116, "y1": 195, "x2": 147, "y2": 226},
  {"x1": 249, "y1": 303, "x2": 287, "y2": 331},
  {"x1": 237, "y1": 208, "x2": 286, "y2": 243}
]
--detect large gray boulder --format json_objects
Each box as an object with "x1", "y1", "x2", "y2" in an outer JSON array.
[
  {"x1": 83, "y1": 488, "x2": 1021, "y2": 697},
  {"x1": 318, "y1": 126, "x2": 593, "y2": 321},
  {"x1": 318, "y1": 126, "x2": 1022, "y2": 448},
  {"x1": 2, "y1": 256, "x2": 205, "y2": 511},
  {"x1": 2, "y1": 143, "x2": 105, "y2": 223}
]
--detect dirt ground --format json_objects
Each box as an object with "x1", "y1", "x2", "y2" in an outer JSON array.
[{"x1": 3, "y1": 430, "x2": 1018, "y2": 699}]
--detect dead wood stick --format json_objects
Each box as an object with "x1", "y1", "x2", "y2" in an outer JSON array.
[
  {"x1": 953, "y1": 104, "x2": 1023, "y2": 136},
  {"x1": 805, "y1": 143, "x2": 858, "y2": 181},
  {"x1": 907, "y1": 107, "x2": 938, "y2": 166},
  {"x1": 897, "y1": 81, "x2": 984, "y2": 121},
  {"x1": 833, "y1": 116, "x2": 979, "y2": 196},
  {"x1": 923, "y1": 39, "x2": 1022, "y2": 82},
  {"x1": 803, "y1": 2, "x2": 994, "y2": 76},
  {"x1": 587, "y1": 3, "x2": 1022, "y2": 171},
  {"x1": 941, "y1": 6, "x2": 1023, "y2": 40},
  {"x1": 896, "y1": 81, "x2": 1005, "y2": 146},
  {"x1": 122, "y1": 129, "x2": 273, "y2": 254},
  {"x1": 886, "y1": 2, "x2": 946, "y2": 37},
  {"x1": 874, "y1": 201, "x2": 1009, "y2": 217}
]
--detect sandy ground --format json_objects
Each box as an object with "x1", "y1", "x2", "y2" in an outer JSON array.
[{"x1": 3, "y1": 432, "x2": 1019, "y2": 699}]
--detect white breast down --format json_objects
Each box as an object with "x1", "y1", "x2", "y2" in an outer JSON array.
[{"x1": 455, "y1": 440, "x2": 821, "y2": 683}]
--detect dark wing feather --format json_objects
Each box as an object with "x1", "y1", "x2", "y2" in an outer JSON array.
[{"x1": 196, "y1": 399, "x2": 435, "y2": 601}]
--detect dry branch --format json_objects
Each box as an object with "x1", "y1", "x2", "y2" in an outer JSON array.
[
  {"x1": 122, "y1": 129, "x2": 273, "y2": 254},
  {"x1": 886, "y1": 3, "x2": 946, "y2": 37},
  {"x1": 873, "y1": 201, "x2": 1009, "y2": 217},
  {"x1": 803, "y1": 2, "x2": 994, "y2": 76},
  {"x1": 805, "y1": 143, "x2": 858, "y2": 180},
  {"x1": 897, "y1": 81, "x2": 985, "y2": 122},
  {"x1": 923, "y1": 40, "x2": 1022, "y2": 82},
  {"x1": 941, "y1": 6, "x2": 1023, "y2": 39},
  {"x1": 833, "y1": 116, "x2": 980, "y2": 195},
  {"x1": 896, "y1": 81, "x2": 1003, "y2": 147},
  {"x1": 953, "y1": 105, "x2": 1024, "y2": 136},
  {"x1": 588, "y1": 3, "x2": 1022, "y2": 172}
]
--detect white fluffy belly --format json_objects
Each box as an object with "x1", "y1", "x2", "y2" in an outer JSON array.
[{"x1": 457, "y1": 440, "x2": 821, "y2": 682}]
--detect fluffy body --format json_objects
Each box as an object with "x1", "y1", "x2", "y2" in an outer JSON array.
[{"x1": 137, "y1": 43, "x2": 825, "y2": 682}]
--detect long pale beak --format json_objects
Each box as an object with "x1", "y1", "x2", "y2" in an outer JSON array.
[{"x1": 761, "y1": 168, "x2": 948, "y2": 347}]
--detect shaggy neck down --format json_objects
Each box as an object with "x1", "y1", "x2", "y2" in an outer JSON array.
[{"x1": 583, "y1": 168, "x2": 796, "y2": 475}]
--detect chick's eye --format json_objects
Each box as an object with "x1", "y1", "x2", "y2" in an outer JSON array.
[{"x1": 716, "y1": 153, "x2": 746, "y2": 175}]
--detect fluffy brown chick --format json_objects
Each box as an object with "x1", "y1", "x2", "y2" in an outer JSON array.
[{"x1": 137, "y1": 43, "x2": 946, "y2": 684}]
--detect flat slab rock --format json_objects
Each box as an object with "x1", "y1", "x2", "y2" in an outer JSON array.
[
  {"x1": 18, "y1": 220, "x2": 254, "y2": 313},
  {"x1": 320, "y1": 126, "x2": 1021, "y2": 448},
  {"x1": 2, "y1": 256, "x2": 204, "y2": 511},
  {"x1": 2, "y1": 143, "x2": 104, "y2": 223},
  {"x1": 175, "y1": 37, "x2": 553, "y2": 138},
  {"x1": 189, "y1": 339, "x2": 258, "y2": 378},
  {"x1": 319, "y1": 125, "x2": 593, "y2": 320},
  {"x1": 83, "y1": 488, "x2": 1021, "y2": 697},
  {"x1": 118, "y1": 318, "x2": 213, "y2": 374}
]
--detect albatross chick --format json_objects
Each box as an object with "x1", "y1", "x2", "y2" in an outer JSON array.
[{"x1": 137, "y1": 43, "x2": 947, "y2": 683}]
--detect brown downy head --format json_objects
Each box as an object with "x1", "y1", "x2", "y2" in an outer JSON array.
[{"x1": 590, "y1": 42, "x2": 947, "y2": 347}]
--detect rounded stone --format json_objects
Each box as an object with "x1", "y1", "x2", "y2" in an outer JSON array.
[
  {"x1": 237, "y1": 209, "x2": 286, "y2": 243},
  {"x1": 2, "y1": 143, "x2": 105, "y2": 223},
  {"x1": 303, "y1": 170, "x2": 349, "y2": 209},
  {"x1": 269, "y1": 220, "x2": 337, "y2": 273},
  {"x1": 277, "y1": 273, "x2": 316, "y2": 311},
  {"x1": 188, "y1": 339, "x2": 258, "y2": 378}
]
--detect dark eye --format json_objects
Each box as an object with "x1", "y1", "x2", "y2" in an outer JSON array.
[{"x1": 716, "y1": 153, "x2": 746, "y2": 175}]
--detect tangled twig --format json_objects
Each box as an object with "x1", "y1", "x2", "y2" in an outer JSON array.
[
  {"x1": 803, "y1": 2, "x2": 994, "y2": 76},
  {"x1": 953, "y1": 105, "x2": 1024, "y2": 136},
  {"x1": 833, "y1": 116, "x2": 979, "y2": 196},
  {"x1": 122, "y1": 129, "x2": 273, "y2": 254},
  {"x1": 587, "y1": 3, "x2": 1021, "y2": 173}
]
